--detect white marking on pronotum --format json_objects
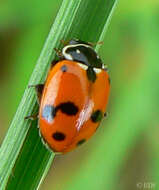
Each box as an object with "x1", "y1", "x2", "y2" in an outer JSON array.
[
  {"x1": 76, "y1": 49, "x2": 80, "y2": 54},
  {"x1": 62, "y1": 44, "x2": 91, "y2": 61},
  {"x1": 77, "y1": 63, "x2": 88, "y2": 70},
  {"x1": 62, "y1": 52, "x2": 73, "y2": 60},
  {"x1": 78, "y1": 63, "x2": 102, "y2": 73},
  {"x1": 93, "y1": 68, "x2": 102, "y2": 73}
]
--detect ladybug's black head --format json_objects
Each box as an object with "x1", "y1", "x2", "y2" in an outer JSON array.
[{"x1": 62, "y1": 39, "x2": 103, "y2": 69}]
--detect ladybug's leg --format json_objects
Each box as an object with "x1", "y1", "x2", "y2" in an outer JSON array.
[
  {"x1": 54, "y1": 48, "x2": 63, "y2": 60},
  {"x1": 102, "y1": 65, "x2": 108, "y2": 72},
  {"x1": 28, "y1": 84, "x2": 44, "y2": 105},
  {"x1": 25, "y1": 84, "x2": 44, "y2": 120},
  {"x1": 104, "y1": 112, "x2": 108, "y2": 118},
  {"x1": 25, "y1": 113, "x2": 39, "y2": 120}
]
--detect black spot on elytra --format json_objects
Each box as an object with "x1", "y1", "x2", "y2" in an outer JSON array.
[
  {"x1": 42, "y1": 105, "x2": 57, "y2": 122},
  {"x1": 57, "y1": 102, "x2": 78, "y2": 115},
  {"x1": 86, "y1": 67, "x2": 96, "y2": 82},
  {"x1": 77, "y1": 139, "x2": 86, "y2": 146},
  {"x1": 42, "y1": 102, "x2": 78, "y2": 122},
  {"x1": 52, "y1": 132, "x2": 65, "y2": 141},
  {"x1": 61, "y1": 65, "x2": 67, "y2": 72},
  {"x1": 91, "y1": 110, "x2": 103, "y2": 123}
]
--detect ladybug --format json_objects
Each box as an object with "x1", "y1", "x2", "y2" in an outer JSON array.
[{"x1": 27, "y1": 39, "x2": 110, "y2": 153}]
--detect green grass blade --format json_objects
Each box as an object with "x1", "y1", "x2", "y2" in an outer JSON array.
[{"x1": 0, "y1": 0, "x2": 117, "y2": 189}]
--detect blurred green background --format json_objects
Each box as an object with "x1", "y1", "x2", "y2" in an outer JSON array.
[{"x1": 0, "y1": 0, "x2": 159, "y2": 190}]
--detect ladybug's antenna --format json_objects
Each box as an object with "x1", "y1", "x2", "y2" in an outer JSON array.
[
  {"x1": 87, "y1": 41, "x2": 104, "y2": 47},
  {"x1": 60, "y1": 39, "x2": 69, "y2": 46}
]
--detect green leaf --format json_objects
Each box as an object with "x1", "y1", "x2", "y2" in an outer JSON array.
[{"x1": 0, "y1": 0, "x2": 117, "y2": 189}]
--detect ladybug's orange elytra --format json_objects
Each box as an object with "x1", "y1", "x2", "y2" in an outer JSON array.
[{"x1": 32, "y1": 39, "x2": 110, "y2": 153}]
